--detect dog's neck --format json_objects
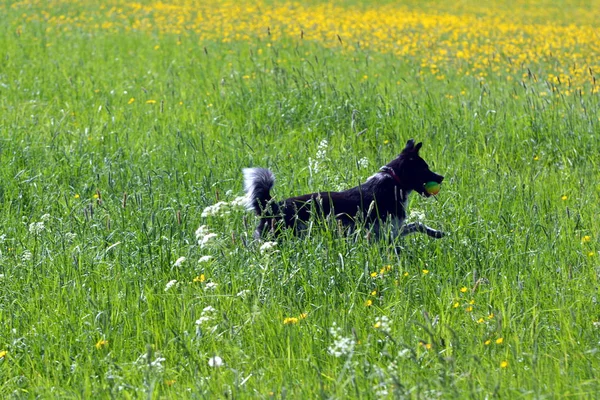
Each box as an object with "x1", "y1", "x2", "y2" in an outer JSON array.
[{"x1": 379, "y1": 166, "x2": 402, "y2": 185}]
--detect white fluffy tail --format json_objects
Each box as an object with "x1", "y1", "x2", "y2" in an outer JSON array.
[{"x1": 242, "y1": 168, "x2": 275, "y2": 215}]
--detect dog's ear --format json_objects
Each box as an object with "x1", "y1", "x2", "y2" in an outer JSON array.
[
  {"x1": 402, "y1": 139, "x2": 422, "y2": 154},
  {"x1": 402, "y1": 139, "x2": 415, "y2": 153},
  {"x1": 414, "y1": 142, "x2": 423, "y2": 153}
]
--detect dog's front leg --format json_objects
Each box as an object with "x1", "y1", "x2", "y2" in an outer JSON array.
[{"x1": 400, "y1": 222, "x2": 445, "y2": 239}]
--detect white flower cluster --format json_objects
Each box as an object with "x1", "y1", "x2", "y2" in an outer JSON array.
[
  {"x1": 164, "y1": 279, "x2": 178, "y2": 291},
  {"x1": 309, "y1": 139, "x2": 328, "y2": 175},
  {"x1": 195, "y1": 306, "x2": 219, "y2": 336},
  {"x1": 208, "y1": 355, "x2": 223, "y2": 368},
  {"x1": 373, "y1": 315, "x2": 392, "y2": 331},
  {"x1": 195, "y1": 225, "x2": 218, "y2": 248},
  {"x1": 201, "y1": 196, "x2": 247, "y2": 218},
  {"x1": 358, "y1": 157, "x2": 369, "y2": 169},
  {"x1": 195, "y1": 306, "x2": 217, "y2": 326},
  {"x1": 259, "y1": 241, "x2": 278, "y2": 253},
  {"x1": 173, "y1": 256, "x2": 186, "y2": 267},
  {"x1": 328, "y1": 322, "x2": 356, "y2": 358},
  {"x1": 29, "y1": 222, "x2": 45, "y2": 235}
]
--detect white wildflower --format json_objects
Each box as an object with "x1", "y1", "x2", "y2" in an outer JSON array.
[
  {"x1": 373, "y1": 316, "x2": 391, "y2": 331},
  {"x1": 29, "y1": 221, "x2": 45, "y2": 235},
  {"x1": 199, "y1": 233, "x2": 218, "y2": 248},
  {"x1": 201, "y1": 201, "x2": 230, "y2": 218},
  {"x1": 236, "y1": 289, "x2": 250, "y2": 299},
  {"x1": 328, "y1": 323, "x2": 356, "y2": 358},
  {"x1": 409, "y1": 209, "x2": 425, "y2": 221},
  {"x1": 164, "y1": 280, "x2": 178, "y2": 291},
  {"x1": 358, "y1": 157, "x2": 369, "y2": 169},
  {"x1": 195, "y1": 305, "x2": 217, "y2": 326},
  {"x1": 208, "y1": 356, "x2": 223, "y2": 368},
  {"x1": 40, "y1": 214, "x2": 51, "y2": 222},
  {"x1": 150, "y1": 357, "x2": 166, "y2": 371},
  {"x1": 22, "y1": 250, "x2": 32, "y2": 261},
  {"x1": 230, "y1": 195, "x2": 247, "y2": 208},
  {"x1": 173, "y1": 257, "x2": 186, "y2": 267},
  {"x1": 205, "y1": 282, "x2": 218, "y2": 290},
  {"x1": 195, "y1": 225, "x2": 210, "y2": 240},
  {"x1": 198, "y1": 255, "x2": 213, "y2": 263},
  {"x1": 259, "y1": 241, "x2": 278, "y2": 253}
]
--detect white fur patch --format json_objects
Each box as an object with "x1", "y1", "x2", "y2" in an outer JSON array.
[{"x1": 242, "y1": 168, "x2": 275, "y2": 211}]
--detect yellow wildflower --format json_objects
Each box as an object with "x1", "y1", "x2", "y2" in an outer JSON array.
[
  {"x1": 496, "y1": 337, "x2": 504, "y2": 344},
  {"x1": 460, "y1": 287, "x2": 468, "y2": 293},
  {"x1": 422, "y1": 269, "x2": 429, "y2": 275},
  {"x1": 95, "y1": 339, "x2": 108, "y2": 349},
  {"x1": 581, "y1": 235, "x2": 591, "y2": 243},
  {"x1": 283, "y1": 317, "x2": 298, "y2": 325},
  {"x1": 146, "y1": 99, "x2": 157, "y2": 104},
  {"x1": 500, "y1": 360, "x2": 508, "y2": 368},
  {"x1": 484, "y1": 339, "x2": 491, "y2": 345},
  {"x1": 193, "y1": 274, "x2": 206, "y2": 283},
  {"x1": 365, "y1": 299, "x2": 373, "y2": 307},
  {"x1": 561, "y1": 195, "x2": 568, "y2": 201},
  {"x1": 0, "y1": 350, "x2": 7, "y2": 359},
  {"x1": 128, "y1": 97, "x2": 135, "y2": 104}
]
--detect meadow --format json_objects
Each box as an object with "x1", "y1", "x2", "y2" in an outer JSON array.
[{"x1": 1, "y1": 0, "x2": 599, "y2": 397}]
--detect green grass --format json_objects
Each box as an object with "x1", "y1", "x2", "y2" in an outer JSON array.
[{"x1": 1, "y1": 1, "x2": 600, "y2": 398}]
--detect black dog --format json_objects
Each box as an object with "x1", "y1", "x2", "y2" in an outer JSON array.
[{"x1": 243, "y1": 139, "x2": 445, "y2": 239}]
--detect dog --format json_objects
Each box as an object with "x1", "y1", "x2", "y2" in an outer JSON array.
[{"x1": 243, "y1": 139, "x2": 445, "y2": 239}]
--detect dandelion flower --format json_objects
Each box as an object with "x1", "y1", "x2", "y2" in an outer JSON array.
[
  {"x1": 370, "y1": 290, "x2": 377, "y2": 296},
  {"x1": 466, "y1": 306, "x2": 473, "y2": 312},
  {"x1": 422, "y1": 269, "x2": 429, "y2": 275},
  {"x1": 496, "y1": 337, "x2": 504, "y2": 344},
  {"x1": 193, "y1": 274, "x2": 206, "y2": 283},
  {"x1": 365, "y1": 299, "x2": 373, "y2": 307},
  {"x1": 370, "y1": 272, "x2": 378, "y2": 278},
  {"x1": 95, "y1": 339, "x2": 108, "y2": 349},
  {"x1": 208, "y1": 356, "x2": 223, "y2": 367},
  {"x1": 283, "y1": 317, "x2": 299, "y2": 325},
  {"x1": 453, "y1": 302, "x2": 460, "y2": 308},
  {"x1": 588, "y1": 251, "x2": 596, "y2": 257},
  {"x1": 146, "y1": 99, "x2": 157, "y2": 104},
  {"x1": 0, "y1": 350, "x2": 7, "y2": 358},
  {"x1": 500, "y1": 360, "x2": 508, "y2": 368},
  {"x1": 561, "y1": 195, "x2": 568, "y2": 201},
  {"x1": 403, "y1": 272, "x2": 409, "y2": 277},
  {"x1": 128, "y1": 98, "x2": 135, "y2": 104},
  {"x1": 484, "y1": 339, "x2": 491, "y2": 345},
  {"x1": 460, "y1": 287, "x2": 468, "y2": 293},
  {"x1": 299, "y1": 313, "x2": 308, "y2": 319},
  {"x1": 488, "y1": 313, "x2": 495, "y2": 319},
  {"x1": 533, "y1": 155, "x2": 539, "y2": 161},
  {"x1": 477, "y1": 318, "x2": 485, "y2": 323},
  {"x1": 74, "y1": 194, "x2": 80, "y2": 199},
  {"x1": 582, "y1": 235, "x2": 591, "y2": 243}
]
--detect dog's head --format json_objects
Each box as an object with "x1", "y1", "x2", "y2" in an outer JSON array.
[{"x1": 383, "y1": 139, "x2": 444, "y2": 197}]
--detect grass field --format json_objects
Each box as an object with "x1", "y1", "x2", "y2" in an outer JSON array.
[{"x1": 1, "y1": 0, "x2": 600, "y2": 397}]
